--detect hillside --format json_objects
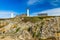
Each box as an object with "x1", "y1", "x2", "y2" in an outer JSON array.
[{"x1": 0, "y1": 16, "x2": 60, "y2": 40}]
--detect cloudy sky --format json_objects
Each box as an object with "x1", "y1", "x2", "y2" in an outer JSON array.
[{"x1": 0, "y1": 0, "x2": 60, "y2": 18}]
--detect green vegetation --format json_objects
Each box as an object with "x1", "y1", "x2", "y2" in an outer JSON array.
[
  {"x1": 15, "y1": 27, "x2": 20, "y2": 33},
  {"x1": 23, "y1": 17, "x2": 41, "y2": 23}
]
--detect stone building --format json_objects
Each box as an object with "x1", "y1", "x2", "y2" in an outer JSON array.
[{"x1": 38, "y1": 13, "x2": 48, "y2": 16}]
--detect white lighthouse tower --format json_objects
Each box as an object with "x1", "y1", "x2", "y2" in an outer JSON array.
[
  {"x1": 27, "y1": 8, "x2": 30, "y2": 16},
  {"x1": 11, "y1": 13, "x2": 14, "y2": 18}
]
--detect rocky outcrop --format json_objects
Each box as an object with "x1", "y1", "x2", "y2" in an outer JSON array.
[{"x1": 0, "y1": 16, "x2": 60, "y2": 40}]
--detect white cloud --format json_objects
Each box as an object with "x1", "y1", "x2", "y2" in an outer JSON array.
[
  {"x1": 31, "y1": 8, "x2": 60, "y2": 16},
  {"x1": 27, "y1": 0, "x2": 42, "y2": 5},
  {"x1": 50, "y1": 0, "x2": 60, "y2": 6},
  {"x1": 27, "y1": 0, "x2": 60, "y2": 6},
  {"x1": 0, "y1": 11, "x2": 16, "y2": 18}
]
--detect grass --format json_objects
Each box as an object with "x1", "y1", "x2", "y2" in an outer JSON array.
[
  {"x1": 23, "y1": 17, "x2": 41, "y2": 23},
  {"x1": 15, "y1": 27, "x2": 20, "y2": 33}
]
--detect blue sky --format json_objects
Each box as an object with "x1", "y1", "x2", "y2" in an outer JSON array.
[{"x1": 0, "y1": 0, "x2": 60, "y2": 18}]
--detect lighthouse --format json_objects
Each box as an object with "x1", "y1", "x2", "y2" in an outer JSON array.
[
  {"x1": 11, "y1": 13, "x2": 14, "y2": 18},
  {"x1": 27, "y1": 8, "x2": 30, "y2": 16}
]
